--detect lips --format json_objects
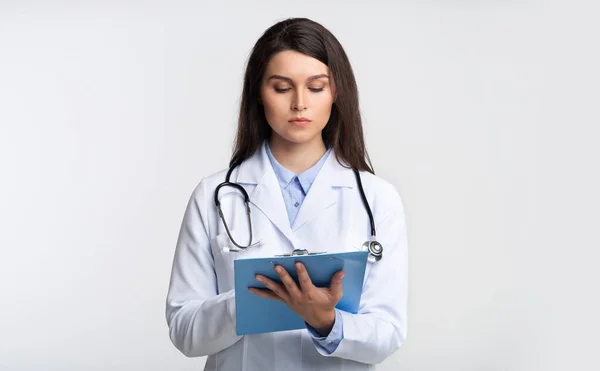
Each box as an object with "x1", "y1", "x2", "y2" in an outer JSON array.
[{"x1": 289, "y1": 118, "x2": 311, "y2": 123}]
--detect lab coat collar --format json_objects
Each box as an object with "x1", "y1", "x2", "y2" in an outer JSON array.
[{"x1": 234, "y1": 141, "x2": 354, "y2": 242}]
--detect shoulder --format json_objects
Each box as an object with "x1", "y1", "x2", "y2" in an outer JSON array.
[
  {"x1": 354, "y1": 170, "x2": 405, "y2": 221},
  {"x1": 187, "y1": 167, "x2": 231, "y2": 204},
  {"x1": 357, "y1": 170, "x2": 402, "y2": 202}
]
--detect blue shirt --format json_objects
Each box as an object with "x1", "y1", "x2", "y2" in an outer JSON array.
[
  {"x1": 265, "y1": 142, "x2": 343, "y2": 354},
  {"x1": 265, "y1": 143, "x2": 330, "y2": 226}
]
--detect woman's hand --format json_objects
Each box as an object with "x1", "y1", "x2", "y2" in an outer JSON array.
[{"x1": 249, "y1": 262, "x2": 344, "y2": 336}]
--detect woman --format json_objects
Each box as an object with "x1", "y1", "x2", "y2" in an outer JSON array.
[{"x1": 166, "y1": 17, "x2": 408, "y2": 370}]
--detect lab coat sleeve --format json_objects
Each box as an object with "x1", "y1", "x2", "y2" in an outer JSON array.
[
  {"x1": 165, "y1": 180, "x2": 242, "y2": 357},
  {"x1": 314, "y1": 183, "x2": 408, "y2": 364}
]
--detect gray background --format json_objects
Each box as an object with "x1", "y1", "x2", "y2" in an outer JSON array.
[{"x1": 1, "y1": 0, "x2": 598, "y2": 370}]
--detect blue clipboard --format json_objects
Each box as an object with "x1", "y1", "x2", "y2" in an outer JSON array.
[{"x1": 234, "y1": 250, "x2": 368, "y2": 336}]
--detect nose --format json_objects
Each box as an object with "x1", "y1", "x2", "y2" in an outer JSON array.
[{"x1": 292, "y1": 91, "x2": 307, "y2": 111}]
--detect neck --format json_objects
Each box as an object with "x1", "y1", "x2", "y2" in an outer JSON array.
[{"x1": 268, "y1": 137, "x2": 327, "y2": 174}]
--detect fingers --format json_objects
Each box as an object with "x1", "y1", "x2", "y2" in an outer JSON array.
[
  {"x1": 295, "y1": 262, "x2": 315, "y2": 291},
  {"x1": 255, "y1": 274, "x2": 289, "y2": 302},
  {"x1": 274, "y1": 265, "x2": 301, "y2": 297},
  {"x1": 329, "y1": 270, "x2": 345, "y2": 301},
  {"x1": 248, "y1": 287, "x2": 283, "y2": 302}
]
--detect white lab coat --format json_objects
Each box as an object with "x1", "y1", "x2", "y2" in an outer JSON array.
[{"x1": 166, "y1": 142, "x2": 408, "y2": 371}]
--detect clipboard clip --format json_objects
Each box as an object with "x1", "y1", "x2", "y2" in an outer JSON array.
[{"x1": 274, "y1": 249, "x2": 326, "y2": 257}]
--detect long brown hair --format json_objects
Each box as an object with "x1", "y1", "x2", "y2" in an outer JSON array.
[{"x1": 230, "y1": 17, "x2": 374, "y2": 174}]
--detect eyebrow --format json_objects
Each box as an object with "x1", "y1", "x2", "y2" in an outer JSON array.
[{"x1": 267, "y1": 74, "x2": 329, "y2": 83}]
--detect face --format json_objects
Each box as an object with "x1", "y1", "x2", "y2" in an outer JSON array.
[{"x1": 260, "y1": 50, "x2": 335, "y2": 148}]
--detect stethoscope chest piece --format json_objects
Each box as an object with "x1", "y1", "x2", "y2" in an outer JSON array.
[{"x1": 362, "y1": 239, "x2": 383, "y2": 262}]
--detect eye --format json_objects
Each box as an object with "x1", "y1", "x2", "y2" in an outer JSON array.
[
  {"x1": 274, "y1": 87, "x2": 291, "y2": 93},
  {"x1": 309, "y1": 87, "x2": 324, "y2": 93}
]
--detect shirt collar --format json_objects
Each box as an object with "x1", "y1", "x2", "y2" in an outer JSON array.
[{"x1": 265, "y1": 142, "x2": 332, "y2": 194}]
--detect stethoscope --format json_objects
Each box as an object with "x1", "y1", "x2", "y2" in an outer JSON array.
[{"x1": 214, "y1": 161, "x2": 383, "y2": 262}]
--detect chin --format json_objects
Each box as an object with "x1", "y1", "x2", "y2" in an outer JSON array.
[
  {"x1": 281, "y1": 132, "x2": 321, "y2": 144},
  {"x1": 274, "y1": 131, "x2": 322, "y2": 146}
]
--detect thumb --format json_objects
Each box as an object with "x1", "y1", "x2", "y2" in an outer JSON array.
[{"x1": 330, "y1": 271, "x2": 344, "y2": 300}]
